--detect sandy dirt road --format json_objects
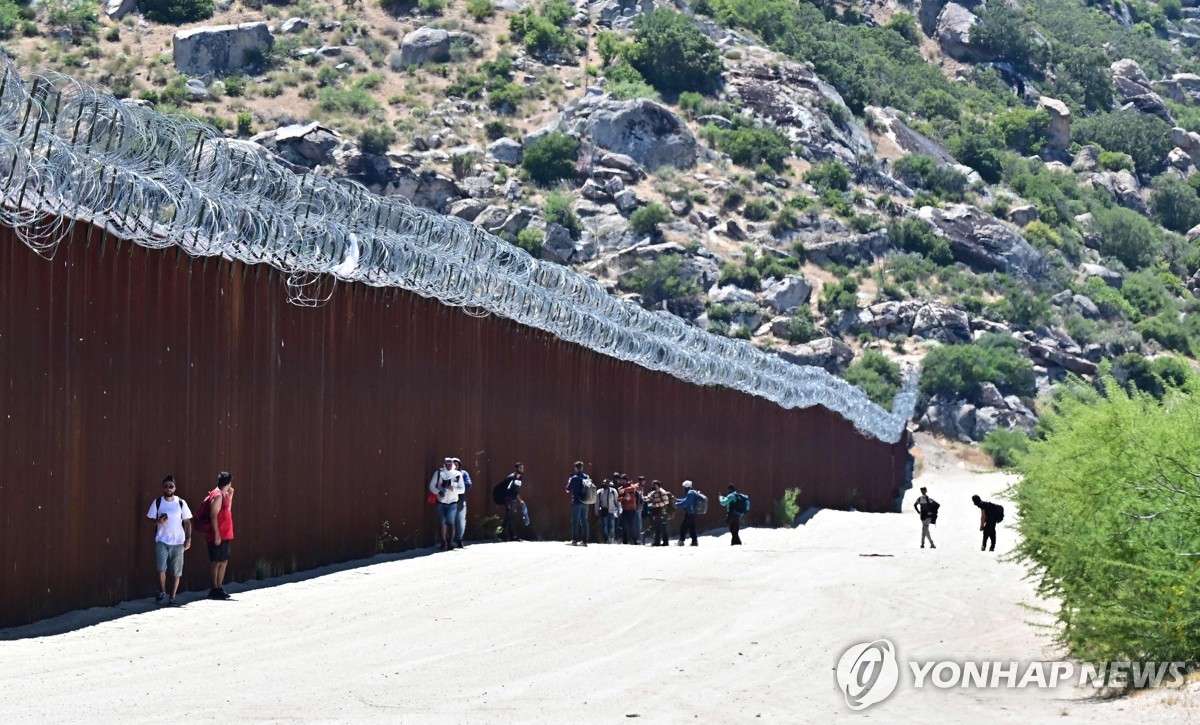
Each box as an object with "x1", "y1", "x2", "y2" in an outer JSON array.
[{"x1": 1, "y1": 440, "x2": 1195, "y2": 723}]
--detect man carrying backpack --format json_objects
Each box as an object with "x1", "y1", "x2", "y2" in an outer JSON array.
[
  {"x1": 595, "y1": 479, "x2": 620, "y2": 544},
  {"x1": 452, "y1": 457, "x2": 471, "y2": 550},
  {"x1": 617, "y1": 475, "x2": 641, "y2": 545},
  {"x1": 429, "y1": 457, "x2": 466, "y2": 551},
  {"x1": 675, "y1": 480, "x2": 701, "y2": 547},
  {"x1": 719, "y1": 484, "x2": 748, "y2": 546},
  {"x1": 914, "y1": 486, "x2": 937, "y2": 550},
  {"x1": 565, "y1": 461, "x2": 591, "y2": 546},
  {"x1": 145, "y1": 475, "x2": 193, "y2": 606},
  {"x1": 199, "y1": 472, "x2": 235, "y2": 600},
  {"x1": 496, "y1": 463, "x2": 525, "y2": 541},
  {"x1": 972, "y1": 494, "x2": 1003, "y2": 552}
]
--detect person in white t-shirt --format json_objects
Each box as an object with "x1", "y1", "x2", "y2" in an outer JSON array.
[{"x1": 145, "y1": 475, "x2": 193, "y2": 605}]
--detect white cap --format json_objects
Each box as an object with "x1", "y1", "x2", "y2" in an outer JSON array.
[{"x1": 682, "y1": 480, "x2": 693, "y2": 488}]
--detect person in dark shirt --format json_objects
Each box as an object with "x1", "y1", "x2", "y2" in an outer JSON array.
[
  {"x1": 565, "y1": 461, "x2": 590, "y2": 546},
  {"x1": 972, "y1": 494, "x2": 999, "y2": 552},
  {"x1": 501, "y1": 463, "x2": 525, "y2": 541}
]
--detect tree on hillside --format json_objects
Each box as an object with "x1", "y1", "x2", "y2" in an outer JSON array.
[
  {"x1": 625, "y1": 9, "x2": 723, "y2": 95},
  {"x1": 140, "y1": 0, "x2": 214, "y2": 24}
]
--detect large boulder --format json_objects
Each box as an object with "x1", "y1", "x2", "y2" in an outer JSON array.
[
  {"x1": 173, "y1": 23, "x2": 274, "y2": 77},
  {"x1": 936, "y1": 3, "x2": 986, "y2": 61},
  {"x1": 1084, "y1": 170, "x2": 1148, "y2": 215},
  {"x1": 1038, "y1": 97, "x2": 1071, "y2": 151},
  {"x1": 105, "y1": 0, "x2": 137, "y2": 20},
  {"x1": 593, "y1": 0, "x2": 654, "y2": 28},
  {"x1": 761, "y1": 275, "x2": 812, "y2": 314},
  {"x1": 251, "y1": 122, "x2": 341, "y2": 169},
  {"x1": 775, "y1": 338, "x2": 854, "y2": 374},
  {"x1": 487, "y1": 138, "x2": 522, "y2": 165},
  {"x1": 917, "y1": 204, "x2": 1044, "y2": 276},
  {"x1": 399, "y1": 27, "x2": 451, "y2": 67},
  {"x1": 919, "y1": 394, "x2": 977, "y2": 443},
  {"x1": 375, "y1": 166, "x2": 462, "y2": 212},
  {"x1": 1078, "y1": 263, "x2": 1124, "y2": 289},
  {"x1": 910, "y1": 302, "x2": 972, "y2": 344},
  {"x1": 867, "y1": 106, "x2": 959, "y2": 167},
  {"x1": 545, "y1": 96, "x2": 699, "y2": 170},
  {"x1": 1111, "y1": 58, "x2": 1173, "y2": 124},
  {"x1": 724, "y1": 61, "x2": 872, "y2": 165}
]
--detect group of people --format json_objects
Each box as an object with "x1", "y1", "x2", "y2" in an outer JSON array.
[
  {"x1": 913, "y1": 487, "x2": 1006, "y2": 551},
  {"x1": 144, "y1": 471, "x2": 236, "y2": 604}
]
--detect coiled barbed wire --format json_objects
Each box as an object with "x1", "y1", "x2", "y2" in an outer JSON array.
[{"x1": 0, "y1": 60, "x2": 918, "y2": 443}]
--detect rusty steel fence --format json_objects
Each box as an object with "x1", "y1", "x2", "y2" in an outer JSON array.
[{"x1": 0, "y1": 225, "x2": 908, "y2": 628}]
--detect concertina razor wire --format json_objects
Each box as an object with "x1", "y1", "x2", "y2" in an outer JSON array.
[{"x1": 0, "y1": 61, "x2": 917, "y2": 444}]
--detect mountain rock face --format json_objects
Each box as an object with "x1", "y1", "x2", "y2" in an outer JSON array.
[
  {"x1": 918, "y1": 204, "x2": 1045, "y2": 276},
  {"x1": 173, "y1": 23, "x2": 275, "y2": 76},
  {"x1": 543, "y1": 96, "x2": 700, "y2": 170}
]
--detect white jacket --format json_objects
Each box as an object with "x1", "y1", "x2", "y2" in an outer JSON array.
[{"x1": 429, "y1": 469, "x2": 465, "y2": 504}]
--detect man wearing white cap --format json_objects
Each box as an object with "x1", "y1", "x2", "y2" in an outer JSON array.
[
  {"x1": 429, "y1": 457, "x2": 465, "y2": 551},
  {"x1": 675, "y1": 480, "x2": 700, "y2": 546},
  {"x1": 452, "y1": 457, "x2": 472, "y2": 549}
]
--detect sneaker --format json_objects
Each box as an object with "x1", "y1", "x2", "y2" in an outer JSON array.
[
  {"x1": 168, "y1": 597, "x2": 178, "y2": 606},
  {"x1": 931, "y1": 545, "x2": 936, "y2": 549},
  {"x1": 156, "y1": 592, "x2": 166, "y2": 605},
  {"x1": 214, "y1": 588, "x2": 232, "y2": 600},
  {"x1": 581, "y1": 542, "x2": 588, "y2": 547},
  {"x1": 690, "y1": 542, "x2": 698, "y2": 547}
]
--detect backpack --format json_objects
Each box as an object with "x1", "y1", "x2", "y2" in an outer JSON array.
[
  {"x1": 987, "y1": 502, "x2": 1005, "y2": 523},
  {"x1": 925, "y1": 499, "x2": 940, "y2": 525},
  {"x1": 195, "y1": 491, "x2": 215, "y2": 534},
  {"x1": 730, "y1": 492, "x2": 750, "y2": 516},
  {"x1": 493, "y1": 479, "x2": 510, "y2": 506},
  {"x1": 580, "y1": 476, "x2": 598, "y2": 505},
  {"x1": 692, "y1": 491, "x2": 708, "y2": 516}
]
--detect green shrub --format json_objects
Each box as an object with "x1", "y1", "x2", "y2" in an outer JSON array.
[
  {"x1": 317, "y1": 87, "x2": 380, "y2": 115},
  {"x1": 629, "y1": 202, "x2": 671, "y2": 235},
  {"x1": 819, "y1": 277, "x2": 859, "y2": 315},
  {"x1": 743, "y1": 199, "x2": 772, "y2": 221},
  {"x1": 981, "y1": 428, "x2": 1029, "y2": 468},
  {"x1": 782, "y1": 307, "x2": 819, "y2": 344},
  {"x1": 887, "y1": 217, "x2": 952, "y2": 266},
  {"x1": 418, "y1": 0, "x2": 447, "y2": 14},
  {"x1": 625, "y1": 9, "x2": 723, "y2": 94},
  {"x1": 843, "y1": 350, "x2": 902, "y2": 408},
  {"x1": 892, "y1": 155, "x2": 967, "y2": 200},
  {"x1": 466, "y1": 0, "x2": 494, "y2": 20},
  {"x1": 1137, "y1": 315, "x2": 1194, "y2": 356},
  {"x1": 358, "y1": 125, "x2": 396, "y2": 155},
  {"x1": 1121, "y1": 270, "x2": 1173, "y2": 321},
  {"x1": 992, "y1": 107, "x2": 1051, "y2": 155},
  {"x1": 771, "y1": 487, "x2": 802, "y2": 527},
  {"x1": 235, "y1": 112, "x2": 253, "y2": 137},
  {"x1": 884, "y1": 12, "x2": 919, "y2": 45},
  {"x1": 509, "y1": 2, "x2": 581, "y2": 58},
  {"x1": 707, "y1": 125, "x2": 792, "y2": 170},
  {"x1": 624, "y1": 254, "x2": 700, "y2": 304},
  {"x1": 1151, "y1": 174, "x2": 1200, "y2": 234},
  {"x1": 719, "y1": 261, "x2": 762, "y2": 291},
  {"x1": 1075, "y1": 110, "x2": 1172, "y2": 176},
  {"x1": 1082, "y1": 277, "x2": 1136, "y2": 320},
  {"x1": 1013, "y1": 377, "x2": 1200, "y2": 667},
  {"x1": 544, "y1": 190, "x2": 583, "y2": 238},
  {"x1": 1093, "y1": 205, "x2": 1161, "y2": 271},
  {"x1": 1097, "y1": 150, "x2": 1134, "y2": 172},
  {"x1": 521, "y1": 132, "x2": 579, "y2": 185},
  {"x1": 804, "y1": 160, "x2": 851, "y2": 193},
  {"x1": 139, "y1": 0, "x2": 213, "y2": 23},
  {"x1": 919, "y1": 333, "x2": 1035, "y2": 398},
  {"x1": 913, "y1": 88, "x2": 959, "y2": 121},
  {"x1": 515, "y1": 228, "x2": 544, "y2": 256}
]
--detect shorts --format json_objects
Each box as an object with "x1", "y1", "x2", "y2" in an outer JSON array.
[
  {"x1": 155, "y1": 542, "x2": 185, "y2": 576},
  {"x1": 207, "y1": 540, "x2": 231, "y2": 562}
]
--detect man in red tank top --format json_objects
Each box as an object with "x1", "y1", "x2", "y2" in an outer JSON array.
[{"x1": 205, "y1": 472, "x2": 236, "y2": 600}]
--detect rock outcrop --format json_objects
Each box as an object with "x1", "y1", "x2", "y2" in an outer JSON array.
[
  {"x1": 173, "y1": 23, "x2": 274, "y2": 77},
  {"x1": 917, "y1": 205, "x2": 1044, "y2": 276}
]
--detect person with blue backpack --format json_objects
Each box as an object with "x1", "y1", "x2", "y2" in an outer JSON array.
[
  {"x1": 719, "y1": 484, "x2": 749, "y2": 546},
  {"x1": 674, "y1": 480, "x2": 703, "y2": 546}
]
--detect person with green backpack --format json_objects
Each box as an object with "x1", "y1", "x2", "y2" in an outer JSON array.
[{"x1": 718, "y1": 484, "x2": 749, "y2": 546}]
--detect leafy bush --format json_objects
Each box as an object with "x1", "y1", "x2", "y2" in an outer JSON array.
[
  {"x1": 843, "y1": 350, "x2": 902, "y2": 408},
  {"x1": 317, "y1": 87, "x2": 380, "y2": 115},
  {"x1": 819, "y1": 277, "x2": 859, "y2": 314},
  {"x1": 629, "y1": 202, "x2": 671, "y2": 235},
  {"x1": 706, "y1": 125, "x2": 792, "y2": 170},
  {"x1": 1075, "y1": 110, "x2": 1172, "y2": 176},
  {"x1": 624, "y1": 254, "x2": 700, "y2": 305},
  {"x1": 509, "y1": 1, "x2": 582, "y2": 58},
  {"x1": 771, "y1": 487, "x2": 802, "y2": 527},
  {"x1": 521, "y1": 132, "x2": 579, "y2": 185},
  {"x1": 1121, "y1": 270, "x2": 1173, "y2": 321},
  {"x1": 719, "y1": 261, "x2": 762, "y2": 291},
  {"x1": 1151, "y1": 174, "x2": 1200, "y2": 234},
  {"x1": 515, "y1": 228, "x2": 544, "y2": 257},
  {"x1": 1137, "y1": 315, "x2": 1194, "y2": 356},
  {"x1": 1093, "y1": 205, "x2": 1160, "y2": 271},
  {"x1": 743, "y1": 199, "x2": 772, "y2": 221},
  {"x1": 625, "y1": 9, "x2": 723, "y2": 94},
  {"x1": 1082, "y1": 277, "x2": 1136, "y2": 320},
  {"x1": 544, "y1": 190, "x2": 583, "y2": 238},
  {"x1": 358, "y1": 125, "x2": 396, "y2": 155},
  {"x1": 782, "y1": 307, "x2": 819, "y2": 344},
  {"x1": 466, "y1": 0, "x2": 494, "y2": 21},
  {"x1": 913, "y1": 88, "x2": 960, "y2": 121},
  {"x1": 804, "y1": 160, "x2": 851, "y2": 193},
  {"x1": 884, "y1": 12, "x2": 919, "y2": 45},
  {"x1": 418, "y1": 0, "x2": 447, "y2": 14},
  {"x1": 1098, "y1": 150, "x2": 1134, "y2": 172},
  {"x1": 970, "y1": 3, "x2": 1041, "y2": 73},
  {"x1": 1013, "y1": 377, "x2": 1200, "y2": 667},
  {"x1": 981, "y1": 428, "x2": 1029, "y2": 468},
  {"x1": 140, "y1": 0, "x2": 213, "y2": 23},
  {"x1": 919, "y1": 333, "x2": 1035, "y2": 398},
  {"x1": 887, "y1": 217, "x2": 952, "y2": 266},
  {"x1": 892, "y1": 155, "x2": 967, "y2": 200}
]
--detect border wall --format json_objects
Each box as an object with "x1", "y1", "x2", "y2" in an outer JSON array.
[{"x1": 0, "y1": 224, "x2": 907, "y2": 628}]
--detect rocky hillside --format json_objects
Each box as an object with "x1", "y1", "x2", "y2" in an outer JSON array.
[{"x1": 13, "y1": 0, "x2": 1200, "y2": 454}]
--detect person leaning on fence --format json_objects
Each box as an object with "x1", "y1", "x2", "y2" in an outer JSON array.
[
  {"x1": 500, "y1": 463, "x2": 525, "y2": 541},
  {"x1": 915, "y1": 486, "x2": 937, "y2": 549},
  {"x1": 146, "y1": 475, "x2": 193, "y2": 606},
  {"x1": 429, "y1": 457, "x2": 465, "y2": 551},
  {"x1": 565, "y1": 461, "x2": 591, "y2": 546},
  {"x1": 452, "y1": 457, "x2": 472, "y2": 550},
  {"x1": 718, "y1": 484, "x2": 746, "y2": 546},
  {"x1": 675, "y1": 480, "x2": 700, "y2": 547},
  {"x1": 595, "y1": 478, "x2": 620, "y2": 544},
  {"x1": 617, "y1": 475, "x2": 641, "y2": 545},
  {"x1": 649, "y1": 480, "x2": 671, "y2": 547}
]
